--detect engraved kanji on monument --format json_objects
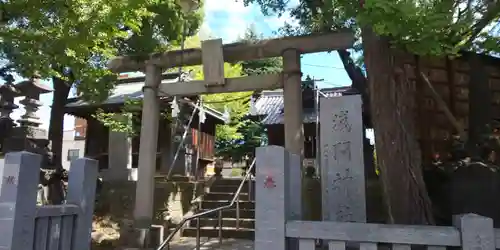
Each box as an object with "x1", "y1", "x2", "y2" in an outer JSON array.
[{"x1": 319, "y1": 95, "x2": 366, "y2": 223}]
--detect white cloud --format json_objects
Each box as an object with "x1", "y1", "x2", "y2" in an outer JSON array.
[
  {"x1": 198, "y1": 20, "x2": 214, "y2": 41},
  {"x1": 219, "y1": 18, "x2": 250, "y2": 42},
  {"x1": 202, "y1": 0, "x2": 253, "y2": 43}
]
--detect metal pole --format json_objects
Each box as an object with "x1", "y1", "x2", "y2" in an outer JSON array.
[
  {"x1": 196, "y1": 217, "x2": 201, "y2": 250},
  {"x1": 314, "y1": 83, "x2": 321, "y2": 177},
  {"x1": 218, "y1": 210, "x2": 223, "y2": 244},
  {"x1": 247, "y1": 175, "x2": 252, "y2": 201},
  {"x1": 236, "y1": 195, "x2": 240, "y2": 230},
  {"x1": 195, "y1": 98, "x2": 202, "y2": 179},
  {"x1": 196, "y1": 202, "x2": 201, "y2": 250}
]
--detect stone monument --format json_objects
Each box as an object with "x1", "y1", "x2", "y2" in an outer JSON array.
[{"x1": 319, "y1": 94, "x2": 366, "y2": 223}]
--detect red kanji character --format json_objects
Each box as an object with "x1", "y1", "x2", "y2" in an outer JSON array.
[{"x1": 264, "y1": 176, "x2": 276, "y2": 189}]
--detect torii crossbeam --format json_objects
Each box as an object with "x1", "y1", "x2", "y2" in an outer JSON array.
[{"x1": 107, "y1": 31, "x2": 354, "y2": 248}]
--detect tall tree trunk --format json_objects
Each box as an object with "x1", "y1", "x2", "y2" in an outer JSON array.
[
  {"x1": 45, "y1": 76, "x2": 71, "y2": 205},
  {"x1": 362, "y1": 27, "x2": 435, "y2": 225},
  {"x1": 337, "y1": 49, "x2": 376, "y2": 179},
  {"x1": 49, "y1": 76, "x2": 71, "y2": 166}
]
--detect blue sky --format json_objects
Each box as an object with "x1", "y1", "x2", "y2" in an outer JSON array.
[
  {"x1": 201, "y1": 0, "x2": 351, "y2": 88},
  {"x1": 6, "y1": 0, "x2": 352, "y2": 131}
]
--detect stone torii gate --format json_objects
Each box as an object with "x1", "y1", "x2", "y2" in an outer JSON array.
[{"x1": 107, "y1": 31, "x2": 354, "y2": 245}]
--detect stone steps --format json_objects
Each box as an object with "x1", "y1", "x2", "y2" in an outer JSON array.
[
  {"x1": 182, "y1": 227, "x2": 254, "y2": 240},
  {"x1": 201, "y1": 200, "x2": 255, "y2": 210},
  {"x1": 181, "y1": 178, "x2": 255, "y2": 240},
  {"x1": 189, "y1": 218, "x2": 255, "y2": 229}
]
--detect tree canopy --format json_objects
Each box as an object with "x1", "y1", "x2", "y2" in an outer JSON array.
[
  {"x1": 244, "y1": 0, "x2": 499, "y2": 56},
  {"x1": 238, "y1": 26, "x2": 283, "y2": 75},
  {"x1": 242, "y1": 0, "x2": 499, "y2": 225},
  {"x1": 0, "y1": 0, "x2": 203, "y2": 169},
  {"x1": 0, "y1": 0, "x2": 202, "y2": 100}
]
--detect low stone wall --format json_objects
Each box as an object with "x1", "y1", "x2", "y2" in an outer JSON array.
[
  {"x1": 154, "y1": 179, "x2": 208, "y2": 224},
  {"x1": 92, "y1": 177, "x2": 212, "y2": 248}
]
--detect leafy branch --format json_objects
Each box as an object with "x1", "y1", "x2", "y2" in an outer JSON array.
[{"x1": 93, "y1": 97, "x2": 172, "y2": 137}]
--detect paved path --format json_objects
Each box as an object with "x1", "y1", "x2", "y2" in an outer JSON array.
[{"x1": 168, "y1": 238, "x2": 253, "y2": 250}]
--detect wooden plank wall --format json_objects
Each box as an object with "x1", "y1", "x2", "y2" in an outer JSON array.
[
  {"x1": 397, "y1": 53, "x2": 500, "y2": 161},
  {"x1": 191, "y1": 128, "x2": 215, "y2": 160}
]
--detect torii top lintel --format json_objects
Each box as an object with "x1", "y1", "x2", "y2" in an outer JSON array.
[{"x1": 107, "y1": 31, "x2": 355, "y2": 73}]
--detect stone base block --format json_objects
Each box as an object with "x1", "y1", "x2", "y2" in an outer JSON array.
[
  {"x1": 2, "y1": 137, "x2": 49, "y2": 155},
  {"x1": 10, "y1": 126, "x2": 48, "y2": 139}
]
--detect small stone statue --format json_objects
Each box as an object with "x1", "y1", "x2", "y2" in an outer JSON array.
[{"x1": 37, "y1": 142, "x2": 68, "y2": 205}]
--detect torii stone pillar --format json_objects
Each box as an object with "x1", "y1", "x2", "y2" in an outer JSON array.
[
  {"x1": 133, "y1": 63, "x2": 162, "y2": 247},
  {"x1": 282, "y1": 49, "x2": 304, "y2": 158}
]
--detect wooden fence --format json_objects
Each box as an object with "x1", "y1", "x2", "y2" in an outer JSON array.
[
  {"x1": 0, "y1": 151, "x2": 98, "y2": 250},
  {"x1": 255, "y1": 146, "x2": 499, "y2": 250}
]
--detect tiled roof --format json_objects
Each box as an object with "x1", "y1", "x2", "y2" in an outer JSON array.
[
  {"x1": 254, "y1": 86, "x2": 353, "y2": 125},
  {"x1": 65, "y1": 73, "x2": 226, "y2": 121},
  {"x1": 66, "y1": 73, "x2": 184, "y2": 108}
]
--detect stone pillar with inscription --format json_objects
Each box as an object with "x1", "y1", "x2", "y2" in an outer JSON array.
[
  {"x1": 319, "y1": 95, "x2": 366, "y2": 223},
  {"x1": 255, "y1": 146, "x2": 301, "y2": 250}
]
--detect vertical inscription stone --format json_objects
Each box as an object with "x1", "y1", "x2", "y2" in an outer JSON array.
[
  {"x1": 319, "y1": 95, "x2": 366, "y2": 223},
  {"x1": 255, "y1": 146, "x2": 289, "y2": 250}
]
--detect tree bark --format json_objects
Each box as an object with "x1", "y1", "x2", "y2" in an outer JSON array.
[
  {"x1": 46, "y1": 76, "x2": 71, "y2": 205},
  {"x1": 362, "y1": 27, "x2": 435, "y2": 225},
  {"x1": 48, "y1": 76, "x2": 71, "y2": 166}
]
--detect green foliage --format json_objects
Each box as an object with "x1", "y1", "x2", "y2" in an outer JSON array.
[
  {"x1": 199, "y1": 63, "x2": 250, "y2": 143},
  {"x1": 95, "y1": 35, "x2": 247, "y2": 138},
  {"x1": 373, "y1": 148, "x2": 380, "y2": 175},
  {"x1": 237, "y1": 26, "x2": 283, "y2": 75},
  {"x1": 93, "y1": 98, "x2": 142, "y2": 136},
  {"x1": 93, "y1": 96, "x2": 174, "y2": 135},
  {"x1": 209, "y1": 26, "x2": 286, "y2": 160},
  {"x1": 0, "y1": 0, "x2": 202, "y2": 101},
  {"x1": 215, "y1": 115, "x2": 266, "y2": 160},
  {"x1": 94, "y1": 110, "x2": 137, "y2": 136},
  {"x1": 244, "y1": 0, "x2": 500, "y2": 56}
]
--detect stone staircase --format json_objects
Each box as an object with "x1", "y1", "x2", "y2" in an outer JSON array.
[{"x1": 182, "y1": 178, "x2": 255, "y2": 240}]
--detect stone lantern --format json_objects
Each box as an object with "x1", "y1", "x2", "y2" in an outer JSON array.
[
  {"x1": 0, "y1": 75, "x2": 21, "y2": 151},
  {"x1": 3, "y1": 74, "x2": 53, "y2": 154},
  {"x1": 0, "y1": 75, "x2": 20, "y2": 120},
  {"x1": 13, "y1": 74, "x2": 53, "y2": 138}
]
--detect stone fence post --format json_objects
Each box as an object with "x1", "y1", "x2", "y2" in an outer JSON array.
[
  {"x1": 0, "y1": 151, "x2": 42, "y2": 249},
  {"x1": 454, "y1": 213, "x2": 495, "y2": 250},
  {"x1": 255, "y1": 146, "x2": 302, "y2": 250},
  {"x1": 66, "y1": 157, "x2": 99, "y2": 250}
]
